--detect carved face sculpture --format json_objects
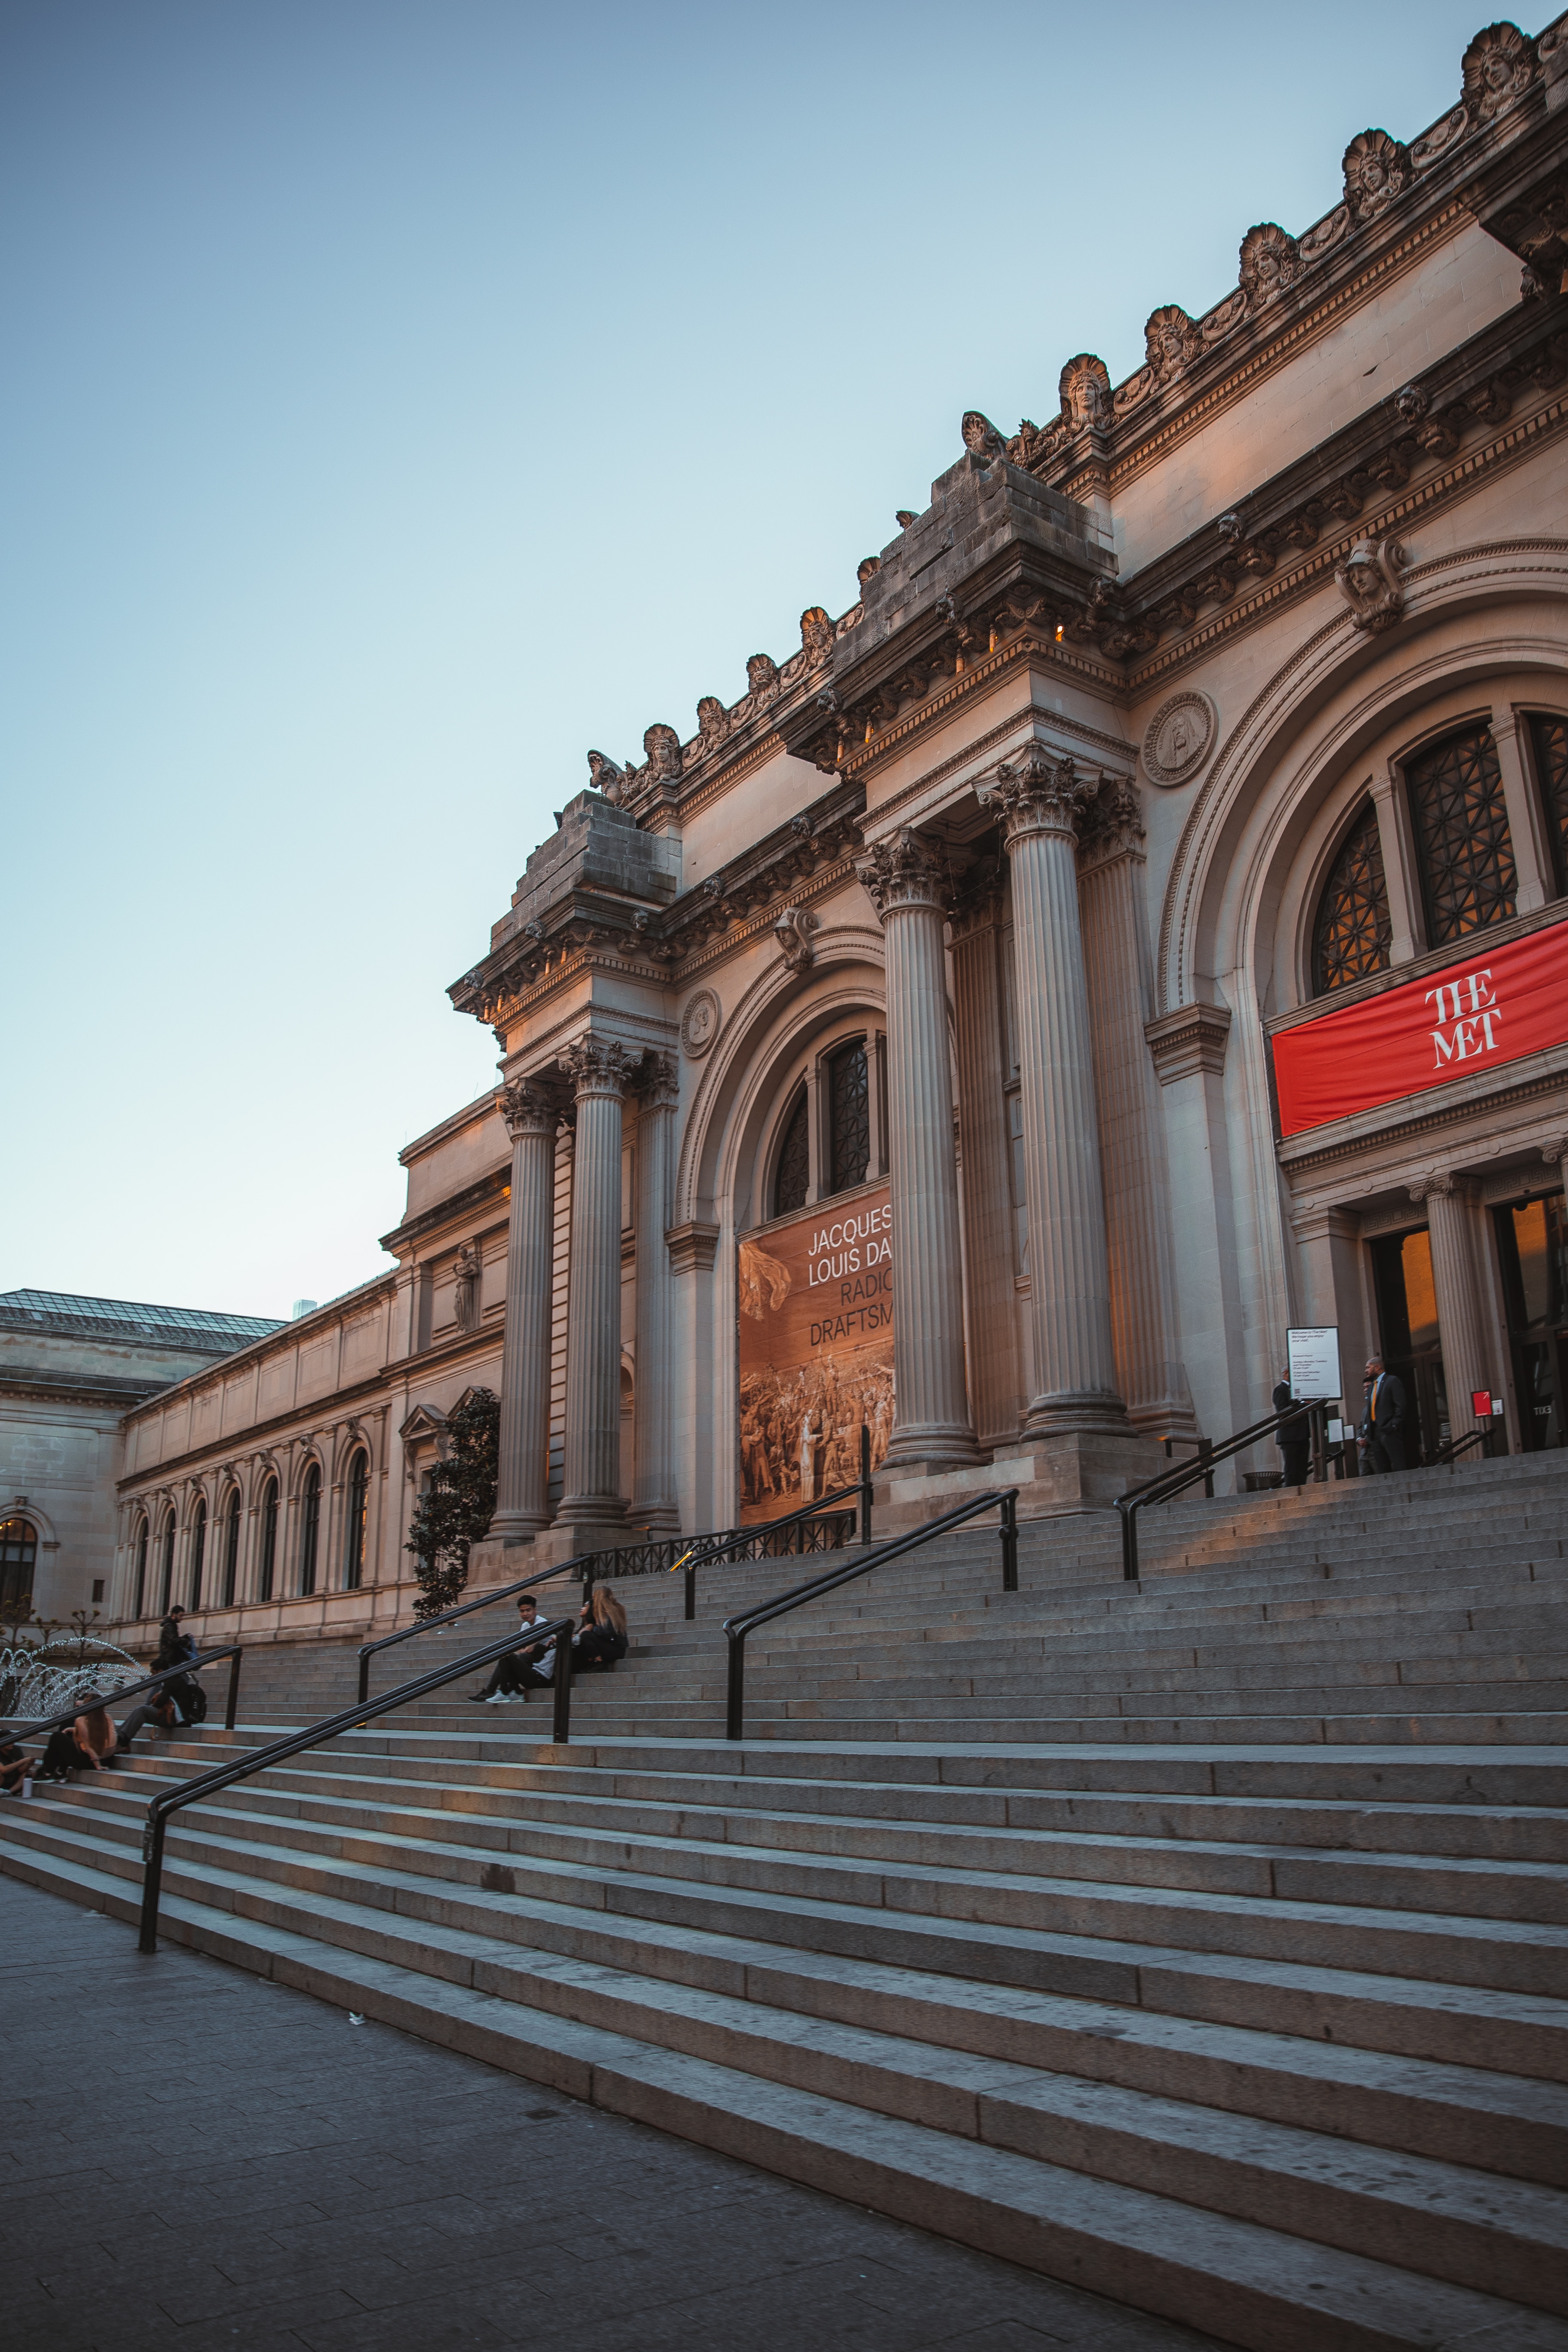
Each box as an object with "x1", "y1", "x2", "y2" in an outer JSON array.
[
  {"x1": 643, "y1": 723, "x2": 683, "y2": 780},
  {"x1": 747, "y1": 653, "x2": 780, "y2": 701},
  {"x1": 1144, "y1": 306, "x2": 1198, "y2": 384},
  {"x1": 1463, "y1": 22, "x2": 1536, "y2": 120},
  {"x1": 695, "y1": 696, "x2": 729, "y2": 750},
  {"x1": 800, "y1": 606, "x2": 834, "y2": 666},
  {"x1": 1059, "y1": 354, "x2": 1112, "y2": 431},
  {"x1": 1343, "y1": 130, "x2": 1410, "y2": 223}
]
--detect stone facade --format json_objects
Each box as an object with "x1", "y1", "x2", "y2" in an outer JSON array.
[{"x1": 109, "y1": 13, "x2": 1568, "y2": 1633}]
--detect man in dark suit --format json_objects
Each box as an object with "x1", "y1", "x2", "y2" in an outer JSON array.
[{"x1": 1361, "y1": 1356, "x2": 1408, "y2": 1473}]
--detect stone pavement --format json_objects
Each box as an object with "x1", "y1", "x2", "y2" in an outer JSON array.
[{"x1": 0, "y1": 1877, "x2": 1232, "y2": 2352}]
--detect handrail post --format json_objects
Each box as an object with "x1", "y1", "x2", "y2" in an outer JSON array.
[
  {"x1": 999, "y1": 1492, "x2": 1018, "y2": 1592},
  {"x1": 357, "y1": 1649, "x2": 370, "y2": 1706},
  {"x1": 138, "y1": 1807, "x2": 167, "y2": 1954},
  {"x1": 1310, "y1": 1401, "x2": 1328, "y2": 1484},
  {"x1": 1120, "y1": 1498, "x2": 1139, "y2": 1582},
  {"x1": 551, "y1": 1629, "x2": 573, "y2": 1743},
  {"x1": 860, "y1": 1422, "x2": 873, "y2": 1546},
  {"x1": 224, "y1": 1649, "x2": 243, "y2": 1732},
  {"x1": 684, "y1": 1554, "x2": 696, "y2": 1621},
  {"x1": 1200, "y1": 1437, "x2": 1214, "y2": 1499},
  {"x1": 726, "y1": 1627, "x2": 745, "y2": 1741}
]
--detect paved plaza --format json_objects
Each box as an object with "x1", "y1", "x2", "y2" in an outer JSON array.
[{"x1": 1, "y1": 1877, "x2": 1229, "y2": 2352}]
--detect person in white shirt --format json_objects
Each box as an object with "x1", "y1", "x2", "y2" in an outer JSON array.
[{"x1": 469, "y1": 1595, "x2": 556, "y2": 1704}]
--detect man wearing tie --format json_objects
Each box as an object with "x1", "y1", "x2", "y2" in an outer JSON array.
[{"x1": 1361, "y1": 1356, "x2": 1409, "y2": 1473}]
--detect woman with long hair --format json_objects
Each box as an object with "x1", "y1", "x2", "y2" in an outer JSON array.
[
  {"x1": 36, "y1": 1696, "x2": 119, "y2": 1780},
  {"x1": 573, "y1": 1584, "x2": 628, "y2": 1672}
]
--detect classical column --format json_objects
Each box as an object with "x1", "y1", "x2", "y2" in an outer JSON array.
[
  {"x1": 1409, "y1": 1173, "x2": 1490, "y2": 1441},
  {"x1": 632, "y1": 1055, "x2": 680, "y2": 1534},
  {"x1": 1076, "y1": 779, "x2": 1195, "y2": 1438},
  {"x1": 949, "y1": 866, "x2": 1024, "y2": 1451},
  {"x1": 559, "y1": 1036, "x2": 632, "y2": 1524},
  {"x1": 978, "y1": 745, "x2": 1128, "y2": 1437},
  {"x1": 490, "y1": 1077, "x2": 558, "y2": 1537},
  {"x1": 855, "y1": 827, "x2": 980, "y2": 1470}
]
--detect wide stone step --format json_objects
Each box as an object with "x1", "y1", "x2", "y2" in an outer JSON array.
[{"x1": 3, "y1": 1825, "x2": 1565, "y2": 2350}]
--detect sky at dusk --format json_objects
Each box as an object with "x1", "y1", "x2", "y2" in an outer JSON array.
[{"x1": 3, "y1": 0, "x2": 1498, "y2": 1319}]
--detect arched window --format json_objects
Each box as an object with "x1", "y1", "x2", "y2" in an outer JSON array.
[
  {"x1": 0, "y1": 1516, "x2": 37, "y2": 1619},
  {"x1": 222, "y1": 1488, "x2": 241, "y2": 1608},
  {"x1": 300, "y1": 1464, "x2": 321, "y2": 1597},
  {"x1": 343, "y1": 1450, "x2": 368, "y2": 1590},
  {"x1": 773, "y1": 1089, "x2": 810, "y2": 1218},
  {"x1": 827, "y1": 1039, "x2": 870, "y2": 1195},
  {"x1": 1407, "y1": 721, "x2": 1517, "y2": 946},
  {"x1": 158, "y1": 1513, "x2": 176, "y2": 1614},
  {"x1": 132, "y1": 1517, "x2": 150, "y2": 1619},
  {"x1": 259, "y1": 1478, "x2": 279, "y2": 1601},
  {"x1": 1312, "y1": 799, "x2": 1391, "y2": 995},
  {"x1": 189, "y1": 1499, "x2": 207, "y2": 1612},
  {"x1": 1529, "y1": 712, "x2": 1568, "y2": 896}
]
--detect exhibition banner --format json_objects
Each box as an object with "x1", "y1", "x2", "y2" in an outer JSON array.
[
  {"x1": 737, "y1": 1186, "x2": 894, "y2": 1526},
  {"x1": 1272, "y1": 916, "x2": 1568, "y2": 1138}
]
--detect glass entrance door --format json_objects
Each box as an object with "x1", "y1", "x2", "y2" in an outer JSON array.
[
  {"x1": 1493, "y1": 1192, "x2": 1568, "y2": 1450},
  {"x1": 1369, "y1": 1228, "x2": 1449, "y2": 1464}
]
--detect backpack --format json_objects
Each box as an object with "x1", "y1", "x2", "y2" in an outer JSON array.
[{"x1": 183, "y1": 1681, "x2": 208, "y2": 1724}]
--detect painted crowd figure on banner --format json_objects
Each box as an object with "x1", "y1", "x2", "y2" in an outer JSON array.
[{"x1": 737, "y1": 1189, "x2": 894, "y2": 1521}]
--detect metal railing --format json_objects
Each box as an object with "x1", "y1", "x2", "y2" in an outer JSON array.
[
  {"x1": 15, "y1": 1645, "x2": 245, "y2": 1747},
  {"x1": 677, "y1": 1424, "x2": 875, "y2": 1620},
  {"x1": 1431, "y1": 1427, "x2": 1488, "y2": 1466},
  {"x1": 356, "y1": 1558, "x2": 591, "y2": 1703},
  {"x1": 1115, "y1": 1402, "x2": 1330, "y2": 1581},
  {"x1": 722, "y1": 1487, "x2": 1018, "y2": 1741},
  {"x1": 138, "y1": 1612, "x2": 579, "y2": 1953}
]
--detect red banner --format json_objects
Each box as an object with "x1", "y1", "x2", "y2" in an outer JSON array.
[{"x1": 1272, "y1": 918, "x2": 1568, "y2": 1137}]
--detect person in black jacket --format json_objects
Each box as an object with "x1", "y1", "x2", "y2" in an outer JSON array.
[
  {"x1": 153, "y1": 1607, "x2": 202, "y2": 1723},
  {"x1": 1360, "y1": 1356, "x2": 1409, "y2": 1473},
  {"x1": 1272, "y1": 1375, "x2": 1311, "y2": 1488},
  {"x1": 573, "y1": 1585, "x2": 628, "y2": 1672}
]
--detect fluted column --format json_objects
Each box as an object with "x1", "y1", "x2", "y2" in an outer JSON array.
[
  {"x1": 855, "y1": 827, "x2": 979, "y2": 1470},
  {"x1": 949, "y1": 867, "x2": 1024, "y2": 1450},
  {"x1": 1409, "y1": 1173, "x2": 1490, "y2": 1440},
  {"x1": 560, "y1": 1037, "x2": 631, "y2": 1521},
  {"x1": 490, "y1": 1077, "x2": 558, "y2": 1537},
  {"x1": 979, "y1": 745, "x2": 1129, "y2": 1436},
  {"x1": 632, "y1": 1054, "x2": 680, "y2": 1533},
  {"x1": 1076, "y1": 780, "x2": 1195, "y2": 1438}
]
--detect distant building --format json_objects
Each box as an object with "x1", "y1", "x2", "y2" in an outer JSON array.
[{"x1": 0, "y1": 1291, "x2": 282, "y2": 1623}]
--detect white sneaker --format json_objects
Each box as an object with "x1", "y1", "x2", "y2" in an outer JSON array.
[{"x1": 484, "y1": 1692, "x2": 506, "y2": 1704}]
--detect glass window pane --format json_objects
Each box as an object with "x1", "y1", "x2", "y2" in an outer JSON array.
[
  {"x1": 827, "y1": 1041, "x2": 870, "y2": 1196},
  {"x1": 1406, "y1": 723, "x2": 1516, "y2": 946},
  {"x1": 1312, "y1": 799, "x2": 1390, "y2": 994},
  {"x1": 1401, "y1": 1230, "x2": 1440, "y2": 1354},
  {"x1": 1528, "y1": 713, "x2": 1568, "y2": 897},
  {"x1": 773, "y1": 1090, "x2": 810, "y2": 1218}
]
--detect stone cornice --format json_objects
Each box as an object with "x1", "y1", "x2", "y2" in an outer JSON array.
[
  {"x1": 0, "y1": 1366, "x2": 172, "y2": 1408},
  {"x1": 378, "y1": 1167, "x2": 510, "y2": 1258},
  {"x1": 1146, "y1": 1002, "x2": 1233, "y2": 1084},
  {"x1": 665, "y1": 1220, "x2": 720, "y2": 1275}
]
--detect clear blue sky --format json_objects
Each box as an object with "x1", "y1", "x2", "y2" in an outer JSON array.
[{"x1": 3, "y1": 0, "x2": 1499, "y2": 1318}]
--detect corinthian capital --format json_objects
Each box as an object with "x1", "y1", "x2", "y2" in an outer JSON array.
[
  {"x1": 977, "y1": 743, "x2": 1098, "y2": 849},
  {"x1": 634, "y1": 1051, "x2": 679, "y2": 1111},
  {"x1": 561, "y1": 1036, "x2": 633, "y2": 1100},
  {"x1": 1408, "y1": 1171, "x2": 1457, "y2": 1203},
  {"x1": 854, "y1": 826, "x2": 949, "y2": 920},
  {"x1": 1075, "y1": 775, "x2": 1145, "y2": 867},
  {"x1": 499, "y1": 1078, "x2": 557, "y2": 1140}
]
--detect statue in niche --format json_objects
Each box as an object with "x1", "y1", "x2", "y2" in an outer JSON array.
[{"x1": 453, "y1": 1243, "x2": 481, "y2": 1332}]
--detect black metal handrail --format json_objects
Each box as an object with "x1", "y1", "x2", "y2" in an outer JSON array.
[
  {"x1": 721, "y1": 1487, "x2": 1018, "y2": 1740},
  {"x1": 138, "y1": 1612, "x2": 579, "y2": 1953},
  {"x1": 356, "y1": 1558, "x2": 591, "y2": 1703},
  {"x1": 15, "y1": 1646, "x2": 245, "y2": 1746},
  {"x1": 1431, "y1": 1427, "x2": 1487, "y2": 1466},
  {"x1": 678, "y1": 1424, "x2": 875, "y2": 1620},
  {"x1": 1115, "y1": 1402, "x2": 1330, "y2": 1581}
]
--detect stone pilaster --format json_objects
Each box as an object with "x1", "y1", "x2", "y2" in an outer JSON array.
[
  {"x1": 558, "y1": 1036, "x2": 632, "y2": 1531},
  {"x1": 490, "y1": 1078, "x2": 558, "y2": 1539},
  {"x1": 979, "y1": 747, "x2": 1129, "y2": 1439},
  {"x1": 855, "y1": 827, "x2": 980, "y2": 1471},
  {"x1": 632, "y1": 1055, "x2": 680, "y2": 1534},
  {"x1": 1075, "y1": 779, "x2": 1195, "y2": 1439},
  {"x1": 949, "y1": 867, "x2": 1024, "y2": 1451},
  {"x1": 1409, "y1": 1173, "x2": 1490, "y2": 1440}
]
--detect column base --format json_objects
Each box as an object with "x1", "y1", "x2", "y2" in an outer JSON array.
[
  {"x1": 881, "y1": 1426, "x2": 984, "y2": 1476},
  {"x1": 630, "y1": 1503, "x2": 680, "y2": 1538},
  {"x1": 1022, "y1": 1391, "x2": 1133, "y2": 1441},
  {"x1": 533, "y1": 1513, "x2": 630, "y2": 1572},
  {"x1": 466, "y1": 1535, "x2": 537, "y2": 1590},
  {"x1": 875, "y1": 1429, "x2": 1163, "y2": 1536}
]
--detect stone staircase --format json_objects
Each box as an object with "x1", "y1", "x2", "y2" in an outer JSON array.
[{"x1": 3, "y1": 1449, "x2": 1568, "y2": 2348}]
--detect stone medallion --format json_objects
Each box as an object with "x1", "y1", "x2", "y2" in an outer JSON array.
[
  {"x1": 680, "y1": 988, "x2": 721, "y2": 1059},
  {"x1": 1142, "y1": 691, "x2": 1217, "y2": 787}
]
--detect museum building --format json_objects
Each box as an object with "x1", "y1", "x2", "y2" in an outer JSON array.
[{"x1": 109, "y1": 15, "x2": 1568, "y2": 1641}]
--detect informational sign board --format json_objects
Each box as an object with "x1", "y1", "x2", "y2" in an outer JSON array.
[
  {"x1": 1286, "y1": 1325, "x2": 1342, "y2": 1401},
  {"x1": 737, "y1": 1185, "x2": 894, "y2": 1526},
  {"x1": 1472, "y1": 1388, "x2": 1494, "y2": 1420},
  {"x1": 1271, "y1": 915, "x2": 1568, "y2": 1137}
]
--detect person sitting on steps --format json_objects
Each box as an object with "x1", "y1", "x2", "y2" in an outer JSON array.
[
  {"x1": 119, "y1": 1687, "x2": 180, "y2": 1750},
  {"x1": 36, "y1": 1696, "x2": 119, "y2": 1780},
  {"x1": 470, "y1": 1594, "x2": 556, "y2": 1704},
  {"x1": 0, "y1": 1724, "x2": 27, "y2": 1796},
  {"x1": 573, "y1": 1583, "x2": 628, "y2": 1672}
]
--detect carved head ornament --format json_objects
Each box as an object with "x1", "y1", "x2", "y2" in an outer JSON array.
[
  {"x1": 960, "y1": 410, "x2": 1008, "y2": 459},
  {"x1": 1144, "y1": 305, "x2": 1203, "y2": 386},
  {"x1": 586, "y1": 750, "x2": 625, "y2": 802},
  {"x1": 1239, "y1": 223, "x2": 1302, "y2": 310},
  {"x1": 1461, "y1": 21, "x2": 1538, "y2": 124},
  {"x1": 1334, "y1": 536, "x2": 1407, "y2": 634},
  {"x1": 746, "y1": 652, "x2": 780, "y2": 703},
  {"x1": 799, "y1": 606, "x2": 835, "y2": 667},
  {"x1": 695, "y1": 697, "x2": 730, "y2": 756},
  {"x1": 1342, "y1": 129, "x2": 1413, "y2": 224},
  {"x1": 642, "y1": 723, "x2": 683, "y2": 781}
]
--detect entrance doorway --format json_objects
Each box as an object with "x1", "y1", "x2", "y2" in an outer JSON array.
[
  {"x1": 1369, "y1": 1229, "x2": 1449, "y2": 1464},
  {"x1": 1493, "y1": 1191, "x2": 1568, "y2": 1451}
]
